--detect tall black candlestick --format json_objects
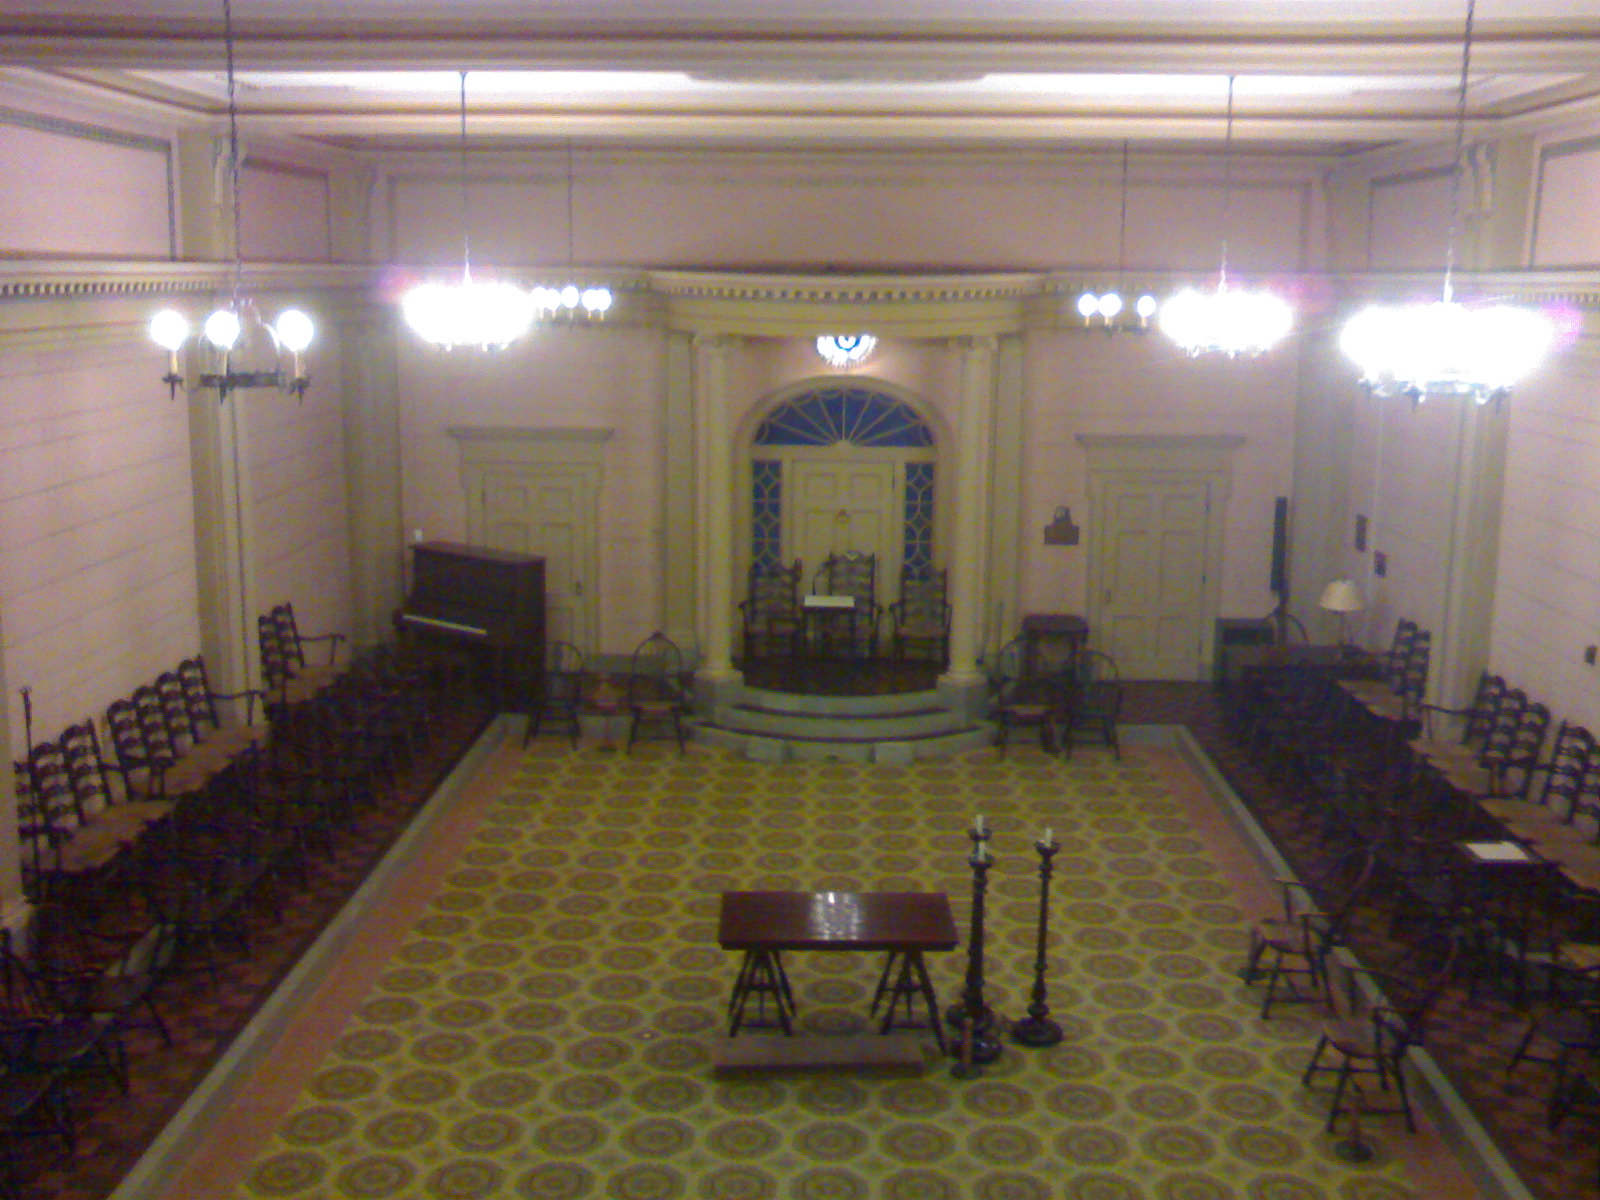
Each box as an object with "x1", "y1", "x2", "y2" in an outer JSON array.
[
  {"x1": 948, "y1": 827, "x2": 1001, "y2": 1069},
  {"x1": 1012, "y1": 835, "x2": 1063, "y2": 1046}
]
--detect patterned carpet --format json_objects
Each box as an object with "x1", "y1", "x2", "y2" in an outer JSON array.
[{"x1": 220, "y1": 741, "x2": 1441, "y2": 1200}]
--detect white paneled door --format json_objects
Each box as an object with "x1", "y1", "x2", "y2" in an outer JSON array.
[
  {"x1": 471, "y1": 465, "x2": 599, "y2": 651},
  {"x1": 1092, "y1": 478, "x2": 1212, "y2": 679},
  {"x1": 788, "y1": 457, "x2": 902, "y2": 597}
]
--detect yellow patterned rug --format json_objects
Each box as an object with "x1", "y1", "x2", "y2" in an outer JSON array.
[{"x1": 215, "y1": 739, "x2": 1458, "y2": 1200}]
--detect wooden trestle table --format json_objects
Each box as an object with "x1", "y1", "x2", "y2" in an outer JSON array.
[{"x1": 718, "y1": 890, "x2": 957, "y2": 1054}]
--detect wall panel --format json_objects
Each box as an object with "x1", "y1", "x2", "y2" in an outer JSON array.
[
  {"x1": 0, "y1": 113, "x2": 172, "y2": 258},
  {"x1": 0, "y1": 325, "x2": 198, "y2": 752}
]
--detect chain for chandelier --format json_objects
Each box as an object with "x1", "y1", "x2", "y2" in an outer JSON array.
[{"x1": 147, "y1": 0, "x2": 315, "y2": 399}]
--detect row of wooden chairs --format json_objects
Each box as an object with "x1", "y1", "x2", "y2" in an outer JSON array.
[
  {"x1": 1227, "y1": 626, "x2": 1600, "y2": 1141},
  {"x1": 3, "y1": 602, "x2": 441, "y2": 1189}
]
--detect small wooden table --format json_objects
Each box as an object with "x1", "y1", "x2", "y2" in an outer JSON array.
[{"x1": 718, "y1": 891, "x2": 957, "y2": 1051}]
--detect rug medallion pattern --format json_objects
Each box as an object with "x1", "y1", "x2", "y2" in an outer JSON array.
[{"x1": 234, "y1": 745, "x2": 1425, "y2": 1200}]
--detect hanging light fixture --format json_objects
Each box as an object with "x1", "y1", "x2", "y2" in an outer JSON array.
[
  {"x1": 150, "y1": 0, "x2": 313, "y2": 399},
  {"x1": 815, "y1": 334, "x2": 877, "y2": 369},
  {"x1": 1076, "y1": 141, "x2": 1158, "y2": 331},
  {"x1": 401, "y1": 71, "x2": 536, "y2": 349},
  {"x1": 529, "y1": 139, "x2": 613, "y2": 319},
  {"x1": 1159, "y1": 76, "x2": 1293, "y2": 357},
  {"x1": 1339, "y1": 0, "x2": 1551, "y2": 405}
]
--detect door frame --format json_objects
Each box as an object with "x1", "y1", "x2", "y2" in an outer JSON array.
[
  {"x1": 450, "y1": 425, "x2": 611, "y2": 655},
  {"x1": 1077, "y1": 434, "x2": 1243, "y2": 680}
]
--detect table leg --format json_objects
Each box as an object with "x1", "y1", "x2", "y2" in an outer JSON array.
[
  {"x1": 911, "y1": 951, "x2": 949, "y2": 1054},
  {"x1": 728, "y1": 949, "x2": 795, "y2": 1037},
  {"x1": 870, "y1": 950, "x2": 901, "y2": 1016},
  {"x1": 873, "y1": 951, "x2": 947, "y2": 1054}
]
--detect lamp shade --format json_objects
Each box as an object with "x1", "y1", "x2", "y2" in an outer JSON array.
[{"x1": 1318, "y1": 579, "x2": 1365, "y2": 615}]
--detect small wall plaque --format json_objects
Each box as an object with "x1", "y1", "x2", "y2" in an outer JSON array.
[{"x1": 1044, "y1": 506, "x2": 1081, "y2": 547}]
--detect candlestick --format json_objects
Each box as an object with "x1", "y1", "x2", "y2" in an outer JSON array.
[
  {"x1": 948, "y1": 835, "x2": 1001, "y2": 1073},
  {"x1": 1012, "y1": 836, "x2": 1064, "y2": 1047}
]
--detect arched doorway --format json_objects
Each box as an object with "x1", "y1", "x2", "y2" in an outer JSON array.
[{"x1": 747, "y1": 384, "x2": 938, "y2": 602}]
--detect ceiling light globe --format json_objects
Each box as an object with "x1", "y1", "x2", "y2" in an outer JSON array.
[
  {"x1": 149, "y1": 309, "x2": 191, "y2": 352},
  {"x1": 1076, "y1": 292, "x2": 1099, "y2": 320},
  {"x1": 1135, "y1": 294, "x2": 1159, "y2": 320},
  {"x1": 1097, "y1": 292, "x2": 1124, "y2": 319},
  {"x1": 559, "y1": 285, "x2": 580, "y2": 309},
  {"x1": 581, "y1": 287, "x2": 613, "y2": 313},
  {"x1": 274, "y1": 308, "x2": 315, "y2": 353},
  {"x1": 203, "y1": 308, "x2": 242, "y2": 351}
]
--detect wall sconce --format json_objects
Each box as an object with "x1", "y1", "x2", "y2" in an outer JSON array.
[{"x1": 1075, "y1": 291, "x2": 1159, "y2": 332}]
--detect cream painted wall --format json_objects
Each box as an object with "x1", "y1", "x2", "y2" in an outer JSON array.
[
  {"x1": 1533, "y1": 136, "x2": 1600, "y2": 268},
  {"x1": 0, "y1": 116, "x2": 173, "y2": 258},
  {"x1": 1020, "y1": 329, "x2": 1298, "y2": 627},
  {"x1": 378, "y1": 150, "x2": 1319, "y2": 274},
  {"x1": 240, "y1": 160, "x2": 334, "y2": 264},
  {"x1": 0, "y1": 313, "x2": 200, "y2": 755},
  {"x1": 395, "y1": 320, "x2": 665, "y2": 652},
  {"x1": 242, "y1": 329, "x2": 354, "y2": 648},
  {"x1": 1490, "y1": 349, "x2": 1600, "y2": 730}
]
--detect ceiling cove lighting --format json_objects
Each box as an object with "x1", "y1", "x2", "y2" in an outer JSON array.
[
  {"x1": 402, "y1": 71, "x2": 536, "y2": 350},
  {"x1": 1076, "y1": 141, "x2": 1157, "y2": 332},
  {"x1": 1339, "y1": 0, "x2": 1551, "y2": 405},
  {"x1": 1159, "y1": 76, "x2": 1293, "y2": 359},
  {"x1": 816, "y1": 334, "x2": 877, "y2": 368},
  {"x1": 150, "y1": 0, "x2": 313, "y2": 400}
]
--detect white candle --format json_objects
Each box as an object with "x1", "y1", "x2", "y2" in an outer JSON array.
[
  {"x1": 974, "y1": 814, "x2": 986, "y2": 835},
  {"x1": 1042, "y1": 827, "x2": 1054, "y2": 847}
]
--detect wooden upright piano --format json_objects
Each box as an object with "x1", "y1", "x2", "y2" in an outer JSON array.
[{"x1": 395, "y1": 541, "x2": 545, "y2": 707}]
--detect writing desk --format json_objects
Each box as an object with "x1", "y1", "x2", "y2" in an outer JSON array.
[{"x1": 719, "y1": 891, "x2": 957, "y2": 1050}]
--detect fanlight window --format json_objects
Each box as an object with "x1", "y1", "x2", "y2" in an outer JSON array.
[{"x1": 754, "y1": 387, "x2": 933, "y2": 448}]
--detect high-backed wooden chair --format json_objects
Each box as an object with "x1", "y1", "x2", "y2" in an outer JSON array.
[
  {"x1": 740, "y1": 560, "x2": 803, "y2": 670},
  {"x1": 889, "y1": 567, "x2": 951, "y2": 670},
  {"x1": 811, "y1": 551, "x2": 880, "y2": 661}
]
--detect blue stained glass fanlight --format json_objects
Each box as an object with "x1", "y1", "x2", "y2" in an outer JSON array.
[
  {"x1": 753, "y1": 387, "x2": 933, "y2": 449},
  {"x1": 753, "y1": 387, "x2": 936, "y2": 577}
]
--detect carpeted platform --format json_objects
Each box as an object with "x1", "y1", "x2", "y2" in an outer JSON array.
[{"x1": 176, "y1": 740, "x2": 1469, "y2": 1200}]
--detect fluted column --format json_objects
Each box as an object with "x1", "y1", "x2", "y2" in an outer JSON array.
[
  {"x1": 693, "y1": 334, "x2": 740, "y2": 681},
  {"x1": 943, "y1": 335, "x2": 998, "y2": 686}
]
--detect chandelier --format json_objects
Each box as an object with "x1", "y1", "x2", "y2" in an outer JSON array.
[
  {"x1": 401, "y1": 71, "x2": 537, "y2": 349},
  {"x1": 816, "y1": 334, "x2": 877, "y2": 368},
  {"x1": 1339, "y1": 0, "x2": 1551, "y2": 404},
  {"x1": 150, "y1": 0, "x2": 313, "y2": 400},
  {"x1": 1159, "y1": 76, "x2": 1293, "y2": 358},
  {"x1": 1076, "y1": 142, "x2": 1157, "y2": 331}
]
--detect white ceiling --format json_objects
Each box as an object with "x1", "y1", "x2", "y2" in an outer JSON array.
[{"x1": 6, "y1": 0, "x2": 1600, "y2": 155}]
